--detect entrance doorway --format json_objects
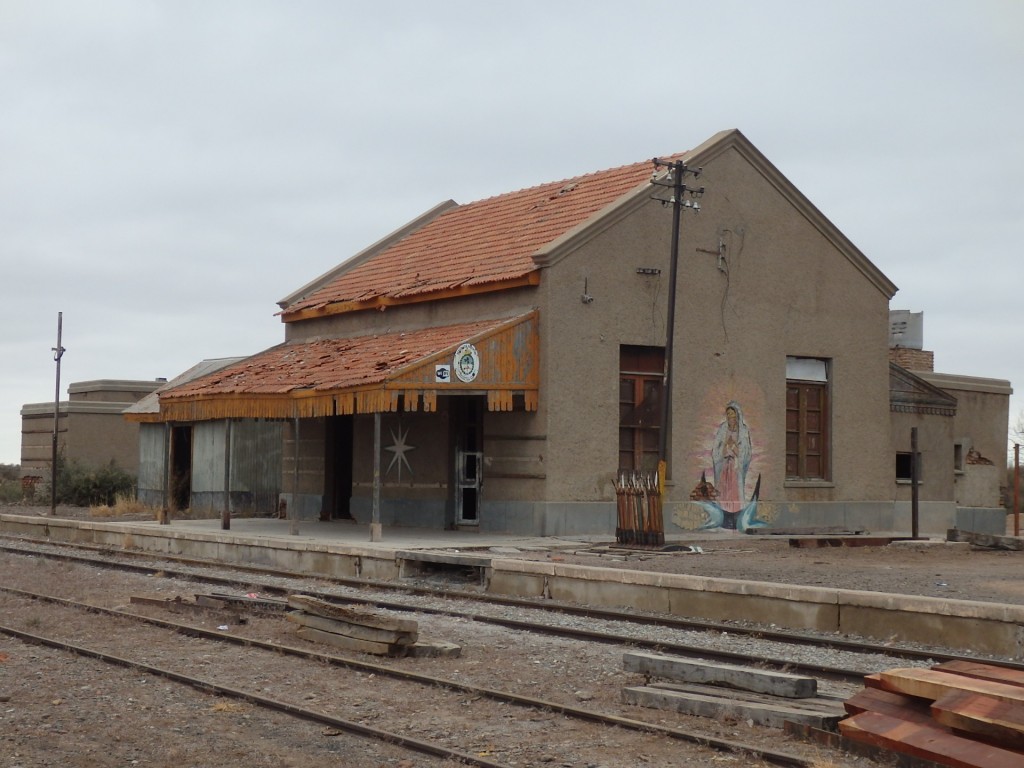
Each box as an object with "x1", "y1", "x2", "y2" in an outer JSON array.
[
  {"x1": 451, "y1": 397, "x2": 484, "y2": 526},
  {"x1": 170, "y1": 425, "x2": 192, "y2": 511},
  {"x1": 322, "y1": 415, "x2": 354, "y2": 520}
]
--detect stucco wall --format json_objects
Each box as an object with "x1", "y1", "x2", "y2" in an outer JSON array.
[
  {"x1": 283, "y1": 287, "x2": 537, "y2": 342},
  {"x1": 919, "y1": 373, "x2": 1011, "y2": 468},
  {"x1": 21, "y1": 380, "x2": 160, "y2": 478},
  {"x1": 536, "y1": 144, "x2": 894, "y2": 531},
  {"x1": 919, "y1": 373, "x2": 1010, "y2": 509},
  {"x1": 889, "y1": 409, "x2": 956, "y2": 501}
]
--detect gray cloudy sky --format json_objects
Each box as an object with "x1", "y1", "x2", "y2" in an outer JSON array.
[{"x1": 2, "y1": 1, "x2": 1022, "y2": 466}]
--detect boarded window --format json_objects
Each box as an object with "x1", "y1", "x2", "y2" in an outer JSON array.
[
  {"x1": 786, "y1": 357, "x2": 830, "y2": 481},
  {"x1": 619, "y1": 346, "x2": 664, "y2": 472}
]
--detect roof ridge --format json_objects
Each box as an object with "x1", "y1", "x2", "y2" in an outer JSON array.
[{"x1": 456, "y1": 153, "x2": 685, "y2": 208}]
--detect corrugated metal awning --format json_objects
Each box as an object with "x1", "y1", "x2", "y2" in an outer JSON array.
[{"x1": 153, "y1": 312, "x2": 539, "y2": 422}]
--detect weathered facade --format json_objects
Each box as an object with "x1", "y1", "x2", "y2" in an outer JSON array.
[
  {"x1": 126, "y1": 358, "x2": 284, "y2": 516},
  {"x1": 139, "y1": 129, "x2": 1010, "y2": 535},
  {"x1": 21, "y1": 379, "x2": 160, "y2": 488}
]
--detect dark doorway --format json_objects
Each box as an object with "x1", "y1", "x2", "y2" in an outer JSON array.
[
  {"x1": 451, "y1": 397, "x2": 484, "y2": 526},
  {"x1": 323, "y1": 415, "x2": 354, "y2": 520},
  {"x1": 170, "y1": 425, "x2": 192, "y2": 511}
]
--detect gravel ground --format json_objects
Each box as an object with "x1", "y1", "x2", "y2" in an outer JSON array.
[
  {"x1": 0, "y1": 543, "x2": 885, "y2": 768},
  {"x1": 2, "y1": 503, "x2": 1020, "y2": 767}
]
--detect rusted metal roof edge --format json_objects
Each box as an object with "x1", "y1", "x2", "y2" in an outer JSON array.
[{"x1": 153, "y1": 312, "x2": 540, "y2": 423}]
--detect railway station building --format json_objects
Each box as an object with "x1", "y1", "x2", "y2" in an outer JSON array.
[{"x1": 126, "y1": 129, "x2": 1011, "y2": 536}]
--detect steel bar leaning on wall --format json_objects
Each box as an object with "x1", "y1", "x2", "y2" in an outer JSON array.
[{"x1": 614, "y1": 471, "x2": 664, "y2": 547}]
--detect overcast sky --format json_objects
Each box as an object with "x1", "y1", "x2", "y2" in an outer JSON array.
[{"x1": 2, "y1": 1, "x2": 1022, "y2": 467}]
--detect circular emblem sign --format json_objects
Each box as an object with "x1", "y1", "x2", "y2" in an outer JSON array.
[{"x1": 453, "y1": 343, "x2": 480, "y2": 383}]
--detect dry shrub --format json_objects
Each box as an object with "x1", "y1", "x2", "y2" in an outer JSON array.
[
  {"x1": 89, "y1": 491, "x2": 158, "y2": 519},
  {"x1": 210, "y1": 700, "x2": 246, "y2": 713}
]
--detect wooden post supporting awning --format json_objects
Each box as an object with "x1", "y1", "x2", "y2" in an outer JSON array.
[{"x1": 151, "y1": 312, "x2": 539, "y2": 423}]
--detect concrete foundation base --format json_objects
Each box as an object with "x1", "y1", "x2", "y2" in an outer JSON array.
[{"x1": 2, "y1": 513, "x2": 1021, "y2": 658}]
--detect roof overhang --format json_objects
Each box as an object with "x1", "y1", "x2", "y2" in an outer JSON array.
[
  {"x1": 152, "y1": 312, "x2": 539, "y2": 423},
  {"x1": 280, "y1": 272, "x2": 540, "y2": 323}
]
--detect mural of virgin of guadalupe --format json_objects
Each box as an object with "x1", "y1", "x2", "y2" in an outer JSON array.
[
  {"x1": 712, "y1": 401, "x2": 751, "y2": 517},
  {"x1": 692, "y1": 400, "x2": 765, "y2": 531}
]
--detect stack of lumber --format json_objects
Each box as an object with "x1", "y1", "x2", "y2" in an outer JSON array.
[
  {"x1": 286, "y1": 594, "x2": 460, "y2": 658},
  {"x1": 840, "y1": 661, "x2": 1024, "y2": 766},
  {"x1": 621, "y1": 651, "x2": 845, "y2": 728}
]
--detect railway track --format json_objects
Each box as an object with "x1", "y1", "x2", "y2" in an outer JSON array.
[
  {"x1": 5, "y1": 531, "x2": 1014, "y2": 766},
  {"x1": 0, "y1": 535, "x2": 1010, "y2": 679},
  {"x1": 0, "y1": 560, "x2": 829, "y2": 767}
]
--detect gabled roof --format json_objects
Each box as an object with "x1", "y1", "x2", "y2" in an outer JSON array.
[
  {"x1": 279, "y1": 158, "x2": 670, "y2": 322},
  {"x1": 156, "y1": 312, "x2": 539, "y2": 421},
  {"x1": 280, "y1": 129, "x2": 896, "y2": 325},
  {"x1": 890, "y1": 363, "x2": 958, "y2": 416}
]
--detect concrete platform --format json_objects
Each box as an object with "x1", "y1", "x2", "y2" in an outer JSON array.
[{"x1": 3, "y1": 513, "x2": 1022, "y2": 659}]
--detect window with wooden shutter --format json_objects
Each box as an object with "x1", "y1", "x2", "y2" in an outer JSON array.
[
  {"x1": 785, "y1": 357, "x2": 830, "y2": 481},
  {"x1": 619, "y1": 346, "x2": 664, "y2": 472}
]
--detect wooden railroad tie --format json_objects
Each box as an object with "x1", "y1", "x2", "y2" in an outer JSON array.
[
  {"x1": 286, "y1": 594, "x2": 460, "y2": 658},
  {"x1": 621, "y1": 651, "x2": 844, "y2": 729}
]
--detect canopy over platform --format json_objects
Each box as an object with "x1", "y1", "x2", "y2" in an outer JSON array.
[{"x1": 137, "y1": 312, "x2": 539, "y2": 423}]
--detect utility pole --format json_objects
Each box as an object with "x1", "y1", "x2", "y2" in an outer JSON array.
[
  {"x1": 50, "y1": 312, "x2": 66, "y2": 516},
  {"x1": 650, "y1": 159, "x2": 704, "y2": 489},
  {"x1": 1014, "y1": 443, "x2": 1020, "y2": 537},
  {"x1": 910, "y1": 427, "x2": 920, "y2": 538}
]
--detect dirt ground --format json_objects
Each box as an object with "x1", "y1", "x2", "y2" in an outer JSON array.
[{"x1": 4, "y1": 503, "x2": 1024, "y2": 607}]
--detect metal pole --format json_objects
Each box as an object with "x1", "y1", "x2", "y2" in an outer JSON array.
[
  {"x1": 1014, "y1": 443, "x2": 1020, "y2": 537},
  {"x1": 910, "y1": 427, "x2": 919, "y2": 539},
  {"x1": 160, "y1": 422, "x2": 170, "y2": 524},
  {"x1": 370, "y1": 412, "x2": 382, "y2": 541},
  {"x1": 290, "y1": 417, "x2": 300, "y2": 535},
  {"x1": 658, "y1": 163, "x2": 684, "y2": 481},
  {"x1": 50, "y1": 312, "x2": 65, "y2": 516},
  {"x1": 221, "y1": 419, "x2": 232, "y2": 530}
]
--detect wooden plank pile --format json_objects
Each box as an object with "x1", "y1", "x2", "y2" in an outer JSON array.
[
  {"x1": 621, "y1": 651, "x2": 845, "y2": 728},
  {"x1": 286, "y1": 594, "x2": 460, "y2": 658},
  {"x1": 840, "y1": 661, "x2": 1024, "y2": 766}
]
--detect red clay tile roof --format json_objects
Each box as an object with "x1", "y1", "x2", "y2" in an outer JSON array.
[{"x1": 282, "y1": 157, "x2": 663, "y2": 319}]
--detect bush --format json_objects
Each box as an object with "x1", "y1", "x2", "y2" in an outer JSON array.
[
  {"x1": 0, "y1": 464, "x2": 25, "y2": 503},
  {"x1": 0, "y1": 479, "x2": 23, "y2": 503},
  {"x1": 56, "y1": 457, "x2": 135, "y2": 507}
]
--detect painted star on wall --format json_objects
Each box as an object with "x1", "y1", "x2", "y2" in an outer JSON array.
[{"x1": 385, "y1": 424, "x2": 415, "y2": 482}]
